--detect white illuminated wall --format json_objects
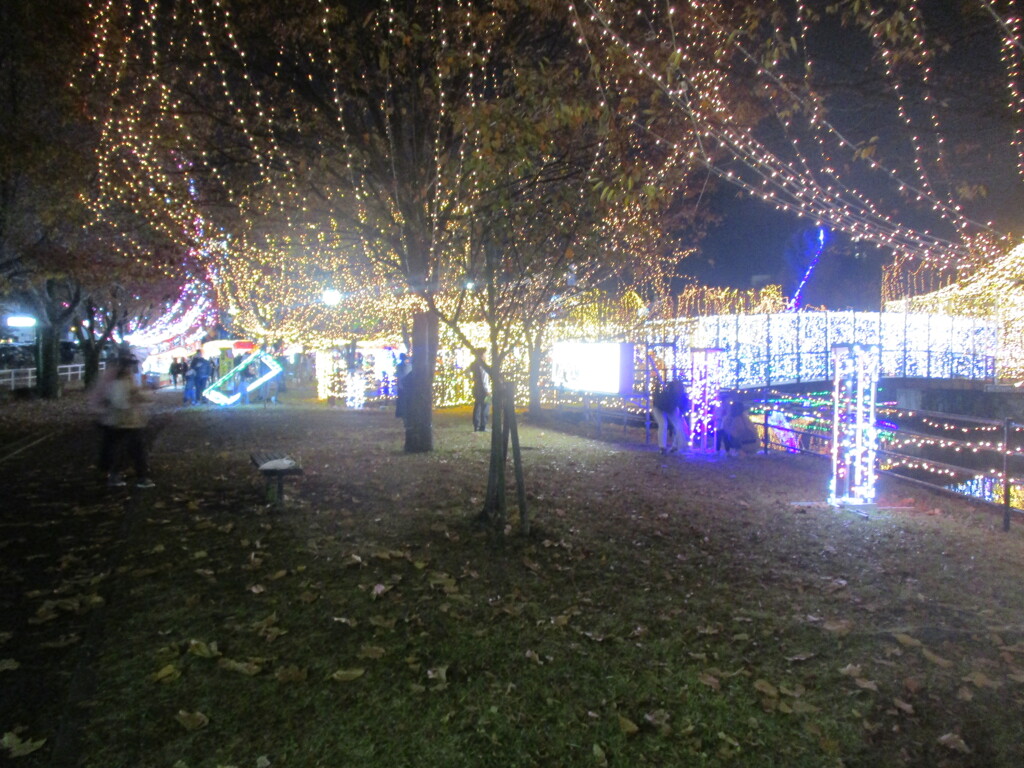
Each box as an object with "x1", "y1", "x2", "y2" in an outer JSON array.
[{"x1": 658, "y1": 312, "x2": 996, "y2": 390}]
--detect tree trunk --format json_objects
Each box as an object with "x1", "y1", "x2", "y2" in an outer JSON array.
[
  {"x1": 82, "y1": 342, "x2": 103, "y2": 388},
  {"x1": 35, "y1": 324, "x2": 62, "y2": 399},
  {"x1": 403, "y1": 309, "x2": 438, "y2": 453},
  {"x1": 480, "y1": 367, "x2": 507, "y2": 526}
]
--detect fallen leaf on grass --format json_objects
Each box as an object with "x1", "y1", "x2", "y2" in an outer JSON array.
[
  {"x1": 357, "y1": 645, "x2": 386, "y2": 659},
  {"x1": 150, "y1": 664, "x2": 181, "y2": 683},
  {"x1": 753, "y1": 679, "x2": 778, "y2": 698},
  {"x1": 893, "y1": 633, "x2": 922, "y2": 648},
  {"x1": 839, "y1": 664, "x2": 862, "y2": 677},
  {"x1": 921, "y1": 648, "x2": 953, "y2": 668},
  {"x1": 937, "y1": 733, "x2": 971, "y2": 754},
  {"x1": 329, "y1": 668, "x2": 365, "y2": 682},
  {"x1": 275, "y1": 665, "x2": 307, "y2": 682},
  {"x1": 962, "y1": 670, "x2": 1001, "y2": 689},
  {"x1": 854, "y1": 678, "x2": 878, "y2": 691},
  {"x1": 218, "y1": 658, "x2": 262, "y2": 676},
  {"x1": 698, "y1": 672, "x2": 720, "y2": 690},
  {"x1": 38, "y1": 634, "x2": 80, "y2": 649},
  {"x1": 175, "y1": 710, "x2": 209, "y2": 731},
  {"x1": 785, "y1": 651, "x2": 816, "y2": 662},
  {"x1": 823, "y1": 619, "x2": 853, "y2": 636},
  {"x1": 617, "y1": 715, "x2": 639, "y2": 735},
  {"x1": 644, "y1": 709, "x2": 671, "y2": 735},
  {"x1": 593, "y1": 742, "x2": 608, "y2": 766},
  {"x1": 187, "y1": 640, "x2": 221, "y2": 658},
  {"x1": 0, "y1": 659, "x2": 19, "y2": 672},
  {"x1": 892, "y1": 697, "x2": 914, "y2": 714},
  {"x1": 1, "y1": 731, "x2": 46, "y2": 757},
  {"x1": 957, "y1": 686, "x2": 974, "y2": 701}
]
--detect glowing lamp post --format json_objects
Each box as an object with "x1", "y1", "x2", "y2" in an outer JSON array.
[{"x1": 829, "y1": 343, "x2": 880, "y2": 505}]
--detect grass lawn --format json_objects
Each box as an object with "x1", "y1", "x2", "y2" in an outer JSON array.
[{"x1": 2, "y1": 390, "x2": 1024, "y2": 767}]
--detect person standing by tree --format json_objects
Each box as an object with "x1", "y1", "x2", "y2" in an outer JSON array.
[
  {"x1": 652, "y1": 379, "x2": 691, "y2": 455},
  {"x1": 394, "y1": 352, "x2": 412, "y2": 420},
  {"x1": 469, "y1": 348, "x2": 490, "y2": 432}
]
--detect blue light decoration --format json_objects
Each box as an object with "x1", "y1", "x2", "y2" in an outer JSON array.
[
  {"x1": 788, "y1": 227, "x2": 827, "y2": 311},
  {"x1": 829, "y1": 343, "x2": 880, "y2": 505},
  {"x1": 203, "y1": 351, "x2": 283, "y2": 406}
]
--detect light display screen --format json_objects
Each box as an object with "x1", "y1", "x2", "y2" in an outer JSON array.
[{"x1": 551, "y1": 341, "x2": 634, "y2": 395}]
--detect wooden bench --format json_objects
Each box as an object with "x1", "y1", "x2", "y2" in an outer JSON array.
[{"x1": 250, "y1": 451, "x2": 303, "y2": 505}]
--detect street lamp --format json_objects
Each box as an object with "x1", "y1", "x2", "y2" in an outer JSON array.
[{"x1": 322, "y1": 288, "x2": 342, "y2": 306}]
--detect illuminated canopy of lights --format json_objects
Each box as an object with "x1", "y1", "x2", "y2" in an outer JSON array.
[
  {"x1": 571, "y1": 0, "x2": 1023, "y2": 275},
  {"x1": 122, "y1": 278, "x2": 216, "y2": 354}
]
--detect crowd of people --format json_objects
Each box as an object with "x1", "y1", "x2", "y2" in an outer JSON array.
[{"x1": 652, "y1": 378, "x2": 762, "y2": 457}]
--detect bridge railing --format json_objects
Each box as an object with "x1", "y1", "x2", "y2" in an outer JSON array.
[{"x1": 756, "y1": 399, "x2": 1024, "y2": 528}]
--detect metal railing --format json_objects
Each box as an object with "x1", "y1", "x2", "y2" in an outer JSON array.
[{"x1": 756, "y1": 400, "x2": 1024, "y2": 530}]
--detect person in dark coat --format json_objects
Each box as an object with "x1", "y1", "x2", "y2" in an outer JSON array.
[
  {"x1": 721, "y1": 400, "x2": 760, "y2": 455},
  {"x1": 652, "y1": 379, "x2": 690, "y2": 455},
  {"x1": 394, "y1": 353, "x2": 412, "y2": 419},
  {"x1": 189, "y1": 351, "x2": 212, "y2": 404},
  {"x1": 468, "y1": 348, "x2": 490, "y2": 432}
]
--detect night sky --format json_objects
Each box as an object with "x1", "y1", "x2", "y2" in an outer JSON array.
[{"x1": 681, "y1": 2, "x2": 1023, "y2": 311}]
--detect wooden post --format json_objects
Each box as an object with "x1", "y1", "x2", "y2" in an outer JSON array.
[
  {"x1": 1004, "y1": 417, "x2": 1012, "y2": 532},
  {"x1": 505, "y1": 384, "x2": 529, "y2": 535}
]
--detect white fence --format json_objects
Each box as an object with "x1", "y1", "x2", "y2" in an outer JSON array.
[{"x1": 0, "y1": 363, "x2": 99, "y2": 391}]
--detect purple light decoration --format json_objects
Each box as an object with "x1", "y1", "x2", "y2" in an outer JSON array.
[{"x1": 789, "y1": 227, "x2": 827, "y2": 311}]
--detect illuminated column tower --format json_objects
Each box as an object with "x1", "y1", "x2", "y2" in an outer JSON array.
[
  {"x1": 829, "y1": 343, "x2": 880, "y2": 505},
  {"x1": 689, "y1": 348, "x2": 725, "y2": 451}
]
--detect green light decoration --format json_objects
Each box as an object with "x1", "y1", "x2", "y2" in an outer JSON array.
[{"x1": 203, "y1": 351, "x2": 283, "y2": 406}]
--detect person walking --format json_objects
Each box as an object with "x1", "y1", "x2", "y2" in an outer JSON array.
[
  {"x1": 90, "y1": 353, "x2": 154, "y2": 488},
  {"x1": 652, "y1": 378, "x2": 691, "y2": 455},
  {"x1": 169, "y1": 358, "x2": 181, "y2": 388},
  {"x1": 189, "y1": 350, "x2": 212, "y2": 404},
  {"x1": 468, "y1": 348, "x2": 490, "y2": 432}
]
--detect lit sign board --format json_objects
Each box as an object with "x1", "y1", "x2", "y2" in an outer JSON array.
[{"x1": 551, "y1": 341, "x2": 635, "y2": 395}]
